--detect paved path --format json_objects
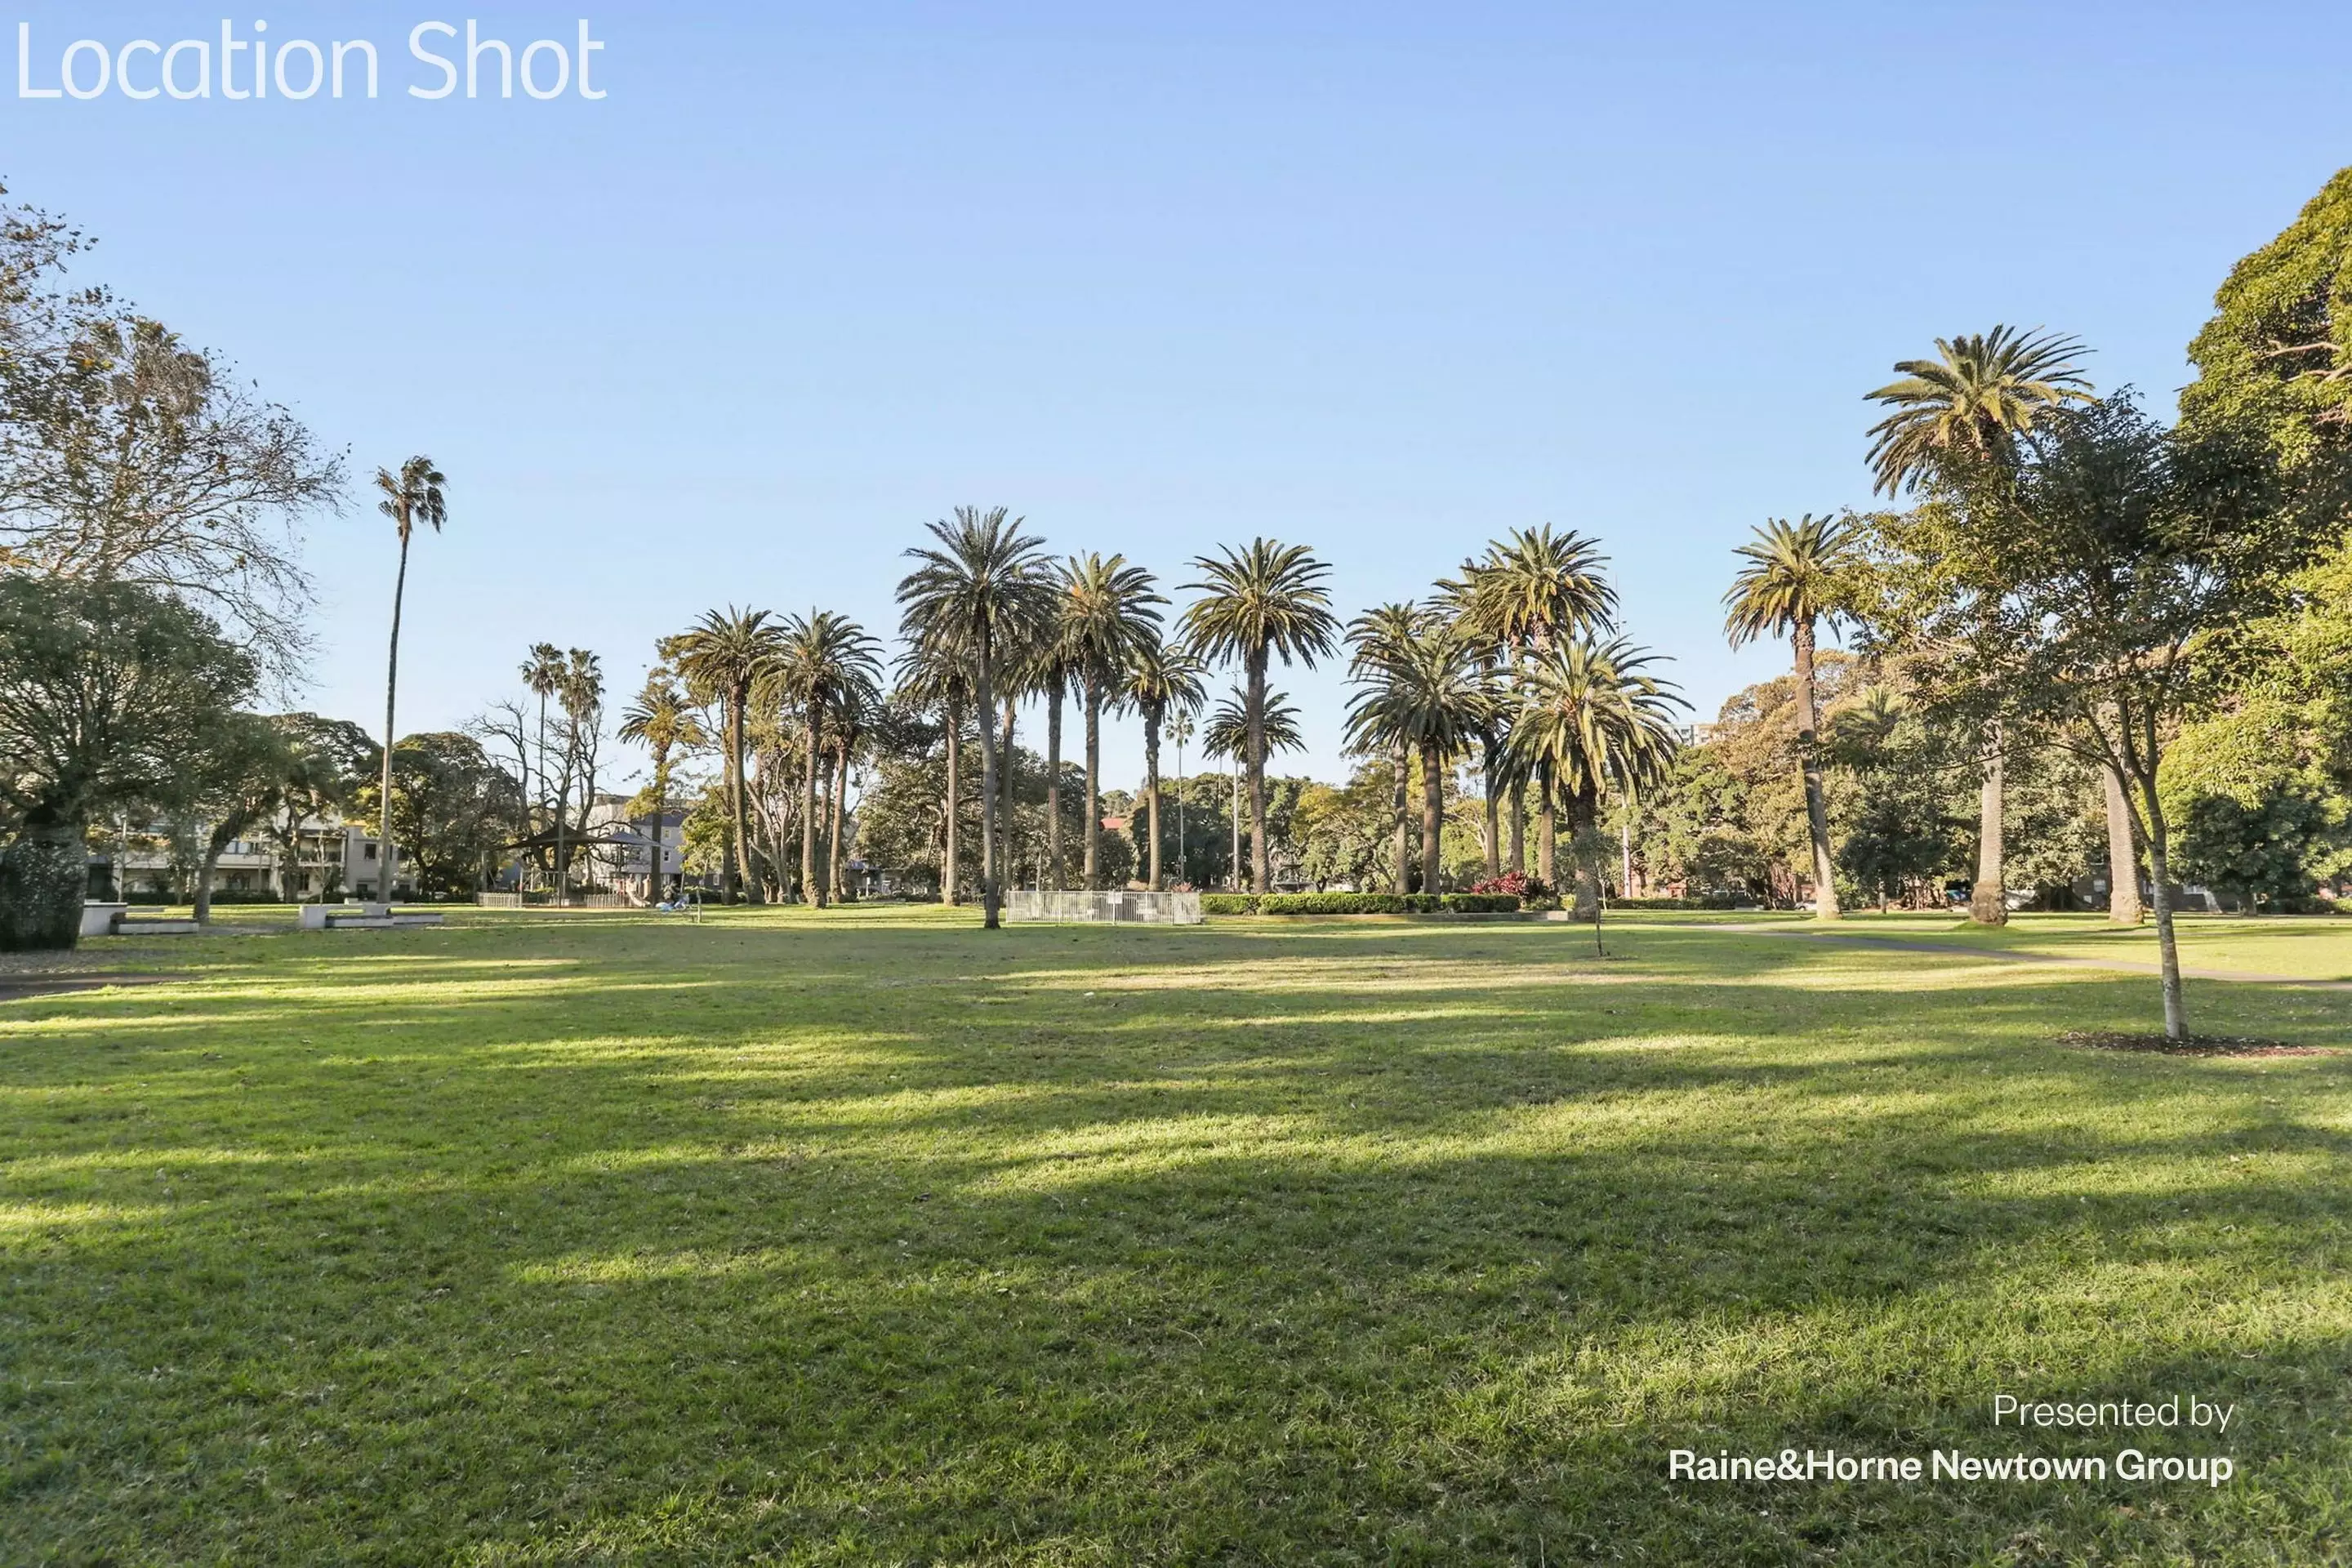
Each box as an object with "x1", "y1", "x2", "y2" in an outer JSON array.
[{"x1": 1707, "y1": 923, "x2": 2352, "y2": 991}]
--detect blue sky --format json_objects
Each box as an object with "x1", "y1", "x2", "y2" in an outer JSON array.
[{"x1": 6, "y1": 2, "x2": 2345, "y2": 794}]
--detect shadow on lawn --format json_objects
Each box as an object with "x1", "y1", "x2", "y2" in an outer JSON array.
[{"x1": 5, "y1": 919, "x2": 2351, "y2": 1564}]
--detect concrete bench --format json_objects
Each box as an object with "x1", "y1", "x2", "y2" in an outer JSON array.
[
  {"x1": 80, "y1": 902, "x2": 128, "y2": 937},
  {"x1": 299, "y1": 902, "x2": 448, "y2": 931}
]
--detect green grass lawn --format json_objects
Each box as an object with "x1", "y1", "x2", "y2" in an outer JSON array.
[
  {"x1": 4, "y1": 906, "x2": 2350, "y2": 1565},
  {"x1": 1774, "y1": 911, "x2": 2352, "y2": 983}
]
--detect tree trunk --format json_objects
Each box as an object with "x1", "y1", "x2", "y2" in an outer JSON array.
[
  {"x1": 1245, "y1": 652, "x2": 1270, "y2": 893},
  {"x1": 194, "y1": 833, "x2": 228, "y2": 924},
  {"x1": 1791, "y1": 621, "x2": 1840, "y2": 920},
  {"x1": 380, "y1": 534, "x2": 409, "y2": 902},
  {"x1": 975, "y1": 651, "x2": 1002, "y2": 928},
  {"x1": 2103, "y1": 761, "x2": 2141, "y2": 924},
  {"x1": 801, "y1": 705, "x2": 824, "y2": 906},
  {"x1": 1143, "y1": 711, "x2": 1163, "y2": 889},
  {"x1": 1508, "y1": 779, "x2": 1526, "y2": 875},
  {"x1": 942, "y1": 707, "x2": 961, "y2": 905},
  {"x1": 647, "y1": 771, "x2": 668, "y2": 904},
  {"x1": 1570, "y1": 786, "x2": 1601, "y2": 923},
  {"x1": 1046, "y1": 682, "x2": 1064, "y2": 889},
  {"x1": 1231, "y1": 760, "x2": 1243, "y2": 891},
  {"x1": 2137, "y1": 771, "x2": 2188, "y2": 1040},
  {"x1": 828, "y1": 739, "x2": 849, "y2": 900},
  {"x1": 1084, "y1": 677, "x2": 1102, "y2": 889},
  {"x1": 0, "y1": 820, "x2": 86, "y2": 951},
  {"x1": 731, "y1": 692, "x2": 760, "y2": 904},
  {"x1": 1969, "y1": 722, "x2": 2007, "y2": 925},
  {"x1": 1481, "y1": 745, "x2": 1501, "y2": 881},
  {"x1": 1391, "y1": 742, "x2": 1411, "y2": 894},
  {"x1": 1419, "y1": 742, "x2": 1445, "y2": 894},
  {"x1": 1000, "y1": 696, "x2": 1018, "y2": 890},
  {"x1": 1536, "y1": 763, "x2": 1556, "y2": 889}
]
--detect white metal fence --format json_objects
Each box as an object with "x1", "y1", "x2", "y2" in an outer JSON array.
[{"x1": 1005, "y1": 891, "x2": 1203, "y2": 925}]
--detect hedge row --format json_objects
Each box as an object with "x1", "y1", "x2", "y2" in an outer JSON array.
[{"x1": 1200, "y1": 893, "x2": 1521, "y2": 915}]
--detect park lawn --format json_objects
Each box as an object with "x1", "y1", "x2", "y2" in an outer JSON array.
[
  {"x1": 1789, "y1": 911, "x2": 2352, "y2": 984},
  {"x1": 3, "y1": 908, "x2": 2350, "y2": 1566}
]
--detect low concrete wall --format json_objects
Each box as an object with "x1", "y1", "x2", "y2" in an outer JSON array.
[{"x1": 1006, "y1": 891, "x2": 1203, "y2": 925}]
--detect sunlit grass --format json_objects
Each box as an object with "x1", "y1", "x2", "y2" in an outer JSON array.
[{"x1": 2, "y1": 906, "x2": 2348, "y2": 1563}]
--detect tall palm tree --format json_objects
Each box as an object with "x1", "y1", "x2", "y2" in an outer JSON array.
[
  {"x1": 374, "y1": 455, "x2": 445, "y2": 900},
  {"x1": 1447, "y1": 525, "x2": 1618, "y2": 888},
  {"x1": 897, "y1": 506, "x2": 1055, "y2": 929},
  {"x1": 1347, "y1": 603, "x2": 1432, "y2": 894},
  {"x1": 666, "y1": 607, "x2": 785, "y2": 904},
  {"x1": 1179, "y1": 540, "x2": 1339, "y2": 893},
  {"x1": 895, "y1": 644, "x2": 973, "y2": 905},
  {"x1": 1203, "y1": 690, "x2": 1303, "y2": 891},
  {"x1": 1120, "y1": 641, "x2": 1207, "y2": 889},
  {"x1": 1058, "y1": 554, "x2": 1166, "y2": 889},
  {"x1": 618, "y1": 670, "x2": 703, "y2": 903},
  {"x1": 774, "y1": 610, "x2": 883, "y2": 907},
  {"x1": 826, "y1": 673, "x2": 879, "y2": 900},
  {"x1": 1345, "y1": 621, "x2": 1490, "y2": 893},
  {"x1": 1724, "y1": 514, "x2": 1859, "y2": 920},
  {"x1": 555, "y1": 648, "x2": 605, "y2": 898},
  {"x1": 1868, "y1": 329, "x2": 2098, "y2": 925},
  {"x1": 1507, "y1": 637, "x2": 1686, "y2": 920},
  {"x1": 519, "y1": 643, "x2": 565, "y2": 893},
  {"x1": 1864, "y1": 327, "x2": 2096, "y2": 496}
]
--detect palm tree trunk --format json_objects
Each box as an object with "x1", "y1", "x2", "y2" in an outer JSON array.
[
  {"x1": 1143, "y1": 711, "x2": 1163, "y2": 889},
  {"x1": 975, "y1": 651, "x2": 1001, "y2": 927},
  {"x1": 2102, "y1": 760, "x2": 2141, "y2": 924},
  {"x1": 1230, "y1": 758, "x2": 1242, "y2": 891},
  {"x1": 1245, "y1": 651, "x2": 1270, "y2": 893},
  {"x1": 1420, "y1": 742, "x2": 1444, "y2": 894},
  {"x1": 1536, "y1": 763, "x2": 1556, "y2": 889},
  {"x1": 379, "y1": 533, "x2": 409, "y2": 901},
  {"x1": 648, "y1": 762, "x2": 668, "y2": 903},
  {"x1": 1391, "y1": 741, "x2": 1410, "y2": 894},
  {"x1": 728, "y1": 690, "x2": 755, "y2": 905},
  {"x1": 1570, "y1": 786, "x2": 1601, "y2": 922},
  {"x1": 942, "y1": 705, "x2": 960, "y2": 905},
  {"x1": 1000, "y1": 695, "x2": 1018, "y2": 889},
  {"x1": 1792, "y1": 621, "x2": 1840, "y2": 920},
  {"x1": 1480, "y1": 744, "x2": 1501, "y2": 881},
  {"x1": 1046, "y1": 683, "x2": 1064, "y2": 889},
  {"x1": 1969, "y1": 721, "x2": 2007, "y2": 925},
  {"x1": 801, "y1": 706, "x2": 823, "y2": 906},
  {"x1": 829, "y1": 738, "x2": 849, "y2": 900},
  {"x1": 1083, "y1": 678, "x2": 1102, "y2": 889},
  {"x1": 1508, "y1": 779, "x2": 1526, "y2": 875}
]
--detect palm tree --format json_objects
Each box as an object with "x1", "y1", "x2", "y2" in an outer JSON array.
[
  {"x1": 897, "y1": 506, "x2": 1055, "y2": 929},
  {"x1": 775, "y1": 610, "x2": 884, "y2": 907},
  {"x1": 1121, "y1": 641, "x2": 1207, "y2": 888},
  {"x1": 1864, "y1": 327, "x2": 2096, "y2": 496},
  {"x1": 1204, "y1": 689, "x2": 1303, "y2": 890},
  {"x1": 1447, "y1": 525, "x2": 1618, "y2": 888},
  {"x1": 1179, "y1": 540, "x2": 1339, "y2": 893},
  {"x1": 519, "y1": 643, "x2": 565, "y2": 893},
  {"x1": 618, "y1": 670, "x2": 703, "y2": 903},
  {"x1": 826, "y1": 673, "x2": 879, "y2": 900},
  {"x1": 1347, "y1": 603, "x2": 1432, "y2": 894},
  {"x1": 666, "y1": 607, "x2": 785, "y2": 904},
  {"x1": 1058, "y1": 554, "x2": 1166, "y2": 889},
  {"x1": 895, "y1": 644, "x2": 973, "y2": 905},
  {"x1": 1868, "y1": 329, "x2": 2098, "y2": 925},
  {"x1": 1345, "y1": 621, "x2": 1490, "y2": 893},
  {"x1": 1507, "y1": 637, "x2": 1686, "y2": 920},
  {"x1": 556, "y1": 648, "x2": 605, "y2": 898},
  {"x1": 1724, "y1": 514, "x2": 1859, "y2": 920},
  {"x1": 374, "y1": 455, "x2": 445, "y2": 901}
]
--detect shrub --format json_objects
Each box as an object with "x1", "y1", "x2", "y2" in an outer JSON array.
[
  {"x1": 1200, "y1": 893, "x2": 1260, "y2": 915},
  {"x1": 1259, "y1": 893, "x2": 1407, "y2": 915},
  {"x1": 1221, "y1": 893, "x2": 1523, "y2": 915},
  {"x1": 1437, "y1": 893, "x2": 1521, "y2": 913}
]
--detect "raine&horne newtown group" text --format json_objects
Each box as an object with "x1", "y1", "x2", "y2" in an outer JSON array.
[{"x1": 14, "y1": 20, "x2": 607, "y2": 101}]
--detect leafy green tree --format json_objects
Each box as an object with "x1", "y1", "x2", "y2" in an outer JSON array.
[
  {"x1": 1724, "y1": 514, "x2": 1860, "y2": 920},
  {"x1": 0, "y1": 577, "x2": 255, "y2": 948},
  {"x1": 1180, "y1": 540, "x2": 1339, "y2": 893},
  {"x1": 2161, "y1": 698, "x2": 2352, "y2": 910},
  {"x1": 898, "y1": 506, "x2": 1056, "y2": 928},
  {"x1": 182, "y1": 714, "x2": 297, "y2": 922},
  {"x1": 351, "y1": 732, "x2": 523, "y2": 898}
]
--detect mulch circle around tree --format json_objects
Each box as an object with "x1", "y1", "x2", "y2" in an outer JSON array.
[{"x1": 2060, "y1": 1030, "x2": 2332, "y2": 1058}]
